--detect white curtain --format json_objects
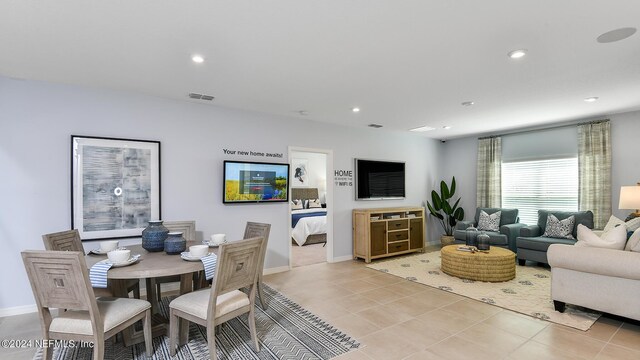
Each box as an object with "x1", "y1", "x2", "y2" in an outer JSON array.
[
  {"x1": 578, "y1": 120, "x2": 611, "y2": 229},
  {"x1": 477, "y1": 137, "x2": 502, "y2": 208}
]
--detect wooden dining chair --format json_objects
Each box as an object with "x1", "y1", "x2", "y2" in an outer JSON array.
[
  {"x1": 152, "y1": 221, "x2": 197, "y2": 303},
  {"x1": 42, "y1": 229, "x2": 140, "y2": 299},
  {"x1": 168, "y1": 236, "x2": 265, "y2": 359},
  {"x1": 243, "y1": 222, "x2": 271, "y2": 310},
  {"x1": 21, "y1": 250, "x2": 153, "y2": 360}
]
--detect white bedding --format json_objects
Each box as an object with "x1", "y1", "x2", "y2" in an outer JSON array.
[{"x1": 291, "y1": 209, "x2": 327, "y2": 246}]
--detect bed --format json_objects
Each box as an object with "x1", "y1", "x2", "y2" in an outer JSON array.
[{"x1": 291, "y1": 188, "x2": 327, "y2": 246}]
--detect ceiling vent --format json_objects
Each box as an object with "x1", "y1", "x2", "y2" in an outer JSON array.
[
  {"x1": 188, "y1": 93, "x2": 215, "y2": 101},
  {"x1": 368, "y1": 124, "x2": 383, "y2": 128}
]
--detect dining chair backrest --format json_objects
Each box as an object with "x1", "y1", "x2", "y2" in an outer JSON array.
[
  {"x1": 243, "y1": 222, "x2": 270, "y2": 269},
  {"x1": 212, "y1": 236, "x2": 264, "y2": 298},
  {"x1": 42, "y1": 229, "x2": 83, "y2": 251},
  {"x1": 22, "y1": 250, "x2": 97, "y2": 314},
  {"x1": 164, "y1": 221, "x2": 196, "y2": 241}
]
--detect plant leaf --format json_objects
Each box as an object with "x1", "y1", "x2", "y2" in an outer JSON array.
[
  {"x1": 440, "y1": 180, "x2": 450, "y2": 199},
  {"x1": 426, "y1": 202, "x2": 437, "y2": 216},
  {"x1": 450, "y1": 176, "x2": 457, "y2": 196},
  {"x1": 451, "y1": 198, "x2": 461, "y2": 211},
  {"x1": 442, "y1": 200, "x2": 452, "y2": 214},
  {"x1": 454, "y1": 207, "x2": 465, "y2": 221},
  {"x1": 431, "y1": 190, "x2": 442, "y2": 210}
]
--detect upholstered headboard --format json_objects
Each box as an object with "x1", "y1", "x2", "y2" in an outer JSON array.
[{"x1": 291, "y1": 188, "x2": 319, "y2": 201}]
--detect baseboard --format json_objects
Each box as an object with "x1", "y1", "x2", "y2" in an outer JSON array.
[
  {"x1": 0, "y1": 304, "x2": 38, "y2": 317},
  {"x1": 330, "y1": 255, "x2": 355, "y2": 263},
  {"x1": 263, "y1": 266, "x2": 289, "y2": 275}
]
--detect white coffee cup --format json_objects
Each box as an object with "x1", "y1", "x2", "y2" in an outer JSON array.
[
  {"x1": 210, "y1": 233, "x2": 227, "y2": 245},
  {"x1": 189, "y1": 245, "x2": 209, "y2": 258},
  {"x1": 107, "y1": 249, "x2": 131, "y2": 264},
  {"x1": 100, "y1": 240, "x2": 119, "y2": 252}
]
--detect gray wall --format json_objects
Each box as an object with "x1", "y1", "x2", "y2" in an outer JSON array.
[
  {"x1": 0, "y1": 76, "x2": 442, "y2": 311},
  {"x1": 441, "y1": 111, "x2": 640, "y2": 224}
]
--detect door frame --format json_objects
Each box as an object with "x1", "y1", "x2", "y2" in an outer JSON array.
[{"x1": 288, "y1": 146, "x2": 334, "y2": 268}]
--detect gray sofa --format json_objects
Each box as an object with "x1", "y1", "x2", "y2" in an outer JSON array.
[
  {"x1": 453, "y1": 208, "x2": 525, "y2": 253},
  {"x1": 516, "y1": 210, "x2": 594, "y2": 265}
]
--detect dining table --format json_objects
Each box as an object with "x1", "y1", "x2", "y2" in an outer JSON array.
[{"x1": 86, "y1": 240, "x2": 216, "y2": 346}]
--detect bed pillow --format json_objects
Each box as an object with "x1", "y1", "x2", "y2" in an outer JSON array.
[
  {"x1": 575, "y1": 224, "x2": 627, "y2": 250},
  {"x1": 477, "y1": 210, "x2": 501, "y2": 231},
  {"x1": 624, "y1": 228, "x2": 640, "y2": 252},
  {"x1": 543, "y1": 214, "x2": 575, "y2": 239},
  {"x1": 308, "y1": 199, "x2": 322, "y2": 209},
  {"x1": 291, "y1": 199, "x2": 303, "y2": 210}
]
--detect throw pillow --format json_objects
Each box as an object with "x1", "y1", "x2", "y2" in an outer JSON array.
[
  {"x1": 626, "y1": 216, "x2": 640, "y2": 232},
  {"x1": 543, "y1": 214, "x2": 575, "y2": 239},
  {"x1": 575, "y1": 224, "x2": 627, "y2": 250},
  {"x1": 477, "y1": 210, "x2": 501, "y2": 231},
  {"x1": 291, "y1": 199, "x2": 303, "y2": 210},
  {"x1": 624, "y1": 228, "x2": 640, "y2": 252},
  {"x1": 602, "y1": 215, "x2": 640, "y2": 234},
  {"x1": 308, "y1": 199, "x2": 322, "y2": 208}
]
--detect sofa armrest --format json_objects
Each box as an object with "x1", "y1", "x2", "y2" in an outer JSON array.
[
  {"x1": 520, "y1": 225, "x2": 541, "y2": 237},
  {"x1": 548, "y1": 244, "x2": 640, "y2": 280},
  {"x1": 500, "y1": 223, "x2": 527, "y2": 252},
  {"x1": 456, "y1": 220, "x2": 476, "y2": 231}
]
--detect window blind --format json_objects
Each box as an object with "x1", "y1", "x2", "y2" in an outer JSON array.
[{"x1": 501, "y1": 157, "x2": 579, "y2": 225}]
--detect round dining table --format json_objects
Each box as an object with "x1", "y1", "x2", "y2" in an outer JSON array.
[{"x1": 86, "y1": 241, "x2": 214, "y2": 346}]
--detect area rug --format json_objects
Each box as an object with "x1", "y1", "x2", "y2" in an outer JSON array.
[
  {"x1": 33, "y1": 284, "x2": 359, "y2": 360},
  {"x1": 366, "y1": 251, "x2": 600, "y2": 331}
]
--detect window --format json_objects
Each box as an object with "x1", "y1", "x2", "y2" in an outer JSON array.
[{"x1": 501, "y1": 157, "x2": 578, "y2": 225}]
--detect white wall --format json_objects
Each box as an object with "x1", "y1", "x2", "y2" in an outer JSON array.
[
  {"x1": 291, "y1": 151, "x2": 327, "y2": 203},
  {"x1": 0, "y1": 76, "x2": 441, "y2": 311},
  {"x1": 440, "y1": 111, "x2": 640, "y2": 223}
]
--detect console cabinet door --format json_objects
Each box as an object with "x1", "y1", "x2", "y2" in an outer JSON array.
[
  {"x1": 409, "y1": 218, "x2": 424, "y2": 249},
  {"x1": 370, "y1": 222, "x2": 387, "y2": 256}
]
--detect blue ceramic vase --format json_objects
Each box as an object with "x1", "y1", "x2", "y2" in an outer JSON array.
[
  {"x1": 164, "y1": 232, "x2": 186, "y2": 255},
  {"x1": 142, "y1": 220, "x2": 169, "y2": 252}
]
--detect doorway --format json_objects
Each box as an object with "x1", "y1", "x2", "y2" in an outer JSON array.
[{"x1": 288, "y1": 147, "x2": 334, "y2": 268}]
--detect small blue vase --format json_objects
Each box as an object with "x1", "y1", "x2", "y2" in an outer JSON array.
[
  {"x1": 164, "y1": 232, "x2": 186, "y2": 255},
  {"x1": 142, "y1": 220, "x2": 169, "y2": 252}
]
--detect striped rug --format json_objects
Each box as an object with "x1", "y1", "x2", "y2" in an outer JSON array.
[{"x1": 33, "y1": 285, "x2": 359, "y2": 359}]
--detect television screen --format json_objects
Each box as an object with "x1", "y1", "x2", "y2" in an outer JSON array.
[
  {"x1": 355, "y1": 159, "x2": 405, "y2": 200},
  {"x1": 223, "y1": 161, "x2": 290, "y2": 203}
]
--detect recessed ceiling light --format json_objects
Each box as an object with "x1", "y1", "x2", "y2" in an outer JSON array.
[
  {"x1": 584, "y1": 97, "x2": 599, "y2": 102},
  {"x1": 298, "y1": 110, "x2": 309, "y2": 116},
  {"x1": 409, "y1": 126, "x2": 436, "y2": 132},
  {"x1": 368, "y1": 124, "x2": 382, "y2": 128},
  {"x1": 191, "y1": 55, "x2": 204, "y2": 63},
  {"x1": 507, "y1": 49, "x2": 527, "y2": 59},
  {"x1": 597, "y1": 27, "x2": 637, "y2": 43},
  {"x1": 461, "y1": 101, "x2": 474, "y2": 106},
  {"x1": 443, "y1": 126, "x2": 452, "y2": 130},
  {"x1": 352, "y1": 107, "x2": 361, "y2": 113}
]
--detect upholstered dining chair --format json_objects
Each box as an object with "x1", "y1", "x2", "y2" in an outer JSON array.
[
  {"x1": 21, "y1": 250, "x2": 153, "y2": 360},
  {"x1": 243, "y1": 222, "x2": 271, "y2": 310},
  {"x1": 42, "y1": 229, "x2": 140, "y2": 299},
  {"x1": 153, "y1": 220, "x2": 197, "y2": 302},
  {"x1": 168, "y1": 236, "x2": 265, "y2": 359}
]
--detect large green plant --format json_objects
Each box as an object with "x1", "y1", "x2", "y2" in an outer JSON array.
[{"x1": 426, "y1": 176, "x2": 464, "y2": 236}]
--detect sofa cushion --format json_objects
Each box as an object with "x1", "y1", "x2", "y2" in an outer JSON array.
[
  {"x1": 575, "y1": 224, "x2": 627, "y2": 250},
  {"x1": 537, "y1": 210, "x2": 593, "y2": 239},
  {"x1": 454, "y1": 230, "x2": 508, "y2": 246},
  {"x1": 625, "y1": 228, "x2": 640, "y2": 252},
  {"x1": 603, "y1": 215, "x2": 640, "y2": 234},
  {"x1": 543, "y1": 214, "x2": 575, "y2": 239},
  {"x1": 517, "y1": 236, "x2": 576, "y2": 252},
  {"x1": 478, "y1": 210, "x2": 501, "y2": 231},
  {"x1": 474, "y1": 208, "x2": 518, "y2": 226}
]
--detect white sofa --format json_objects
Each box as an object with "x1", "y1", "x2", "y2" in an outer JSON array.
[{"x1": 547, "y1": 244, "x2": 640, "y2": 321}]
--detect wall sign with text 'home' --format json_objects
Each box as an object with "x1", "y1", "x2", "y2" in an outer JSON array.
[{"x1": 334, "y1": 170, "x2": 353, "y2": 187}]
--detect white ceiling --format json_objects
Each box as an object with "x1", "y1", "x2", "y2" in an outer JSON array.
[{"x1": 1, "y1": 1, "x2": 639, "y2": 139}]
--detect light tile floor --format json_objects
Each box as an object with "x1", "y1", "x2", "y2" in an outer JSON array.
[{"x1": 2, "y1": 252, "x2": 640, "y2": 360}]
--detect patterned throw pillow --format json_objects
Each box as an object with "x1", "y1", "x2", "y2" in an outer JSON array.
[
  {"x1": 308, "y1": 199, "x2": 322, "y2": 209},
  {"x1": 291, "y1": 199, "x2": 303, "y2": 210},
  {"x1": 543, "y1": 214, "x2": 575, "y2": 239},
  {"x1": 477, "y1": 210, "x2": 501, "y2": 231},
  {"x1": 602, "y1": 215, "x2": 640, "y2": 234}
]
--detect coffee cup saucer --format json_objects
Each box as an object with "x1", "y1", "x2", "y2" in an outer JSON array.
[
  {"x1": 202, "y1": 241, "x2": 223, "y2": 248},
  {"x1": 181, "y1": 251, "x2": 212, "y2": 261},
  {"x1": 90, "y1": 247, "x2": 126, "y2": 255}
]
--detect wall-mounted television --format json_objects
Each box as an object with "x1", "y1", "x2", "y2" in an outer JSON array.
[
  {"x1": 355, "y1": 159, "x2": 406, "y2": 200},
  {"x1": 223, "y1": 160, "x2": 290, "y2": 204}
]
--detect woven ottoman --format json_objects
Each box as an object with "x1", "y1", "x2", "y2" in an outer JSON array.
[{"x1": 441, "y1": 245, "x2": 516, "y2": 282}]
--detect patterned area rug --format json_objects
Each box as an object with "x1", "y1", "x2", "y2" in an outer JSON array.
[
  {"x1": 33, "y1": 285, "x2": 359, "y2": 359},
  {"x1": 366, "y1": 251, "x2": 600, "y2": 331}
]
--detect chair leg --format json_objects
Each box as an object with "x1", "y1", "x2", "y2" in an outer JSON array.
[
  {"x1": 554, "y1": 300, "x2": 566, "y2": 313},
  {"x1": 133, "y1": 283, "x2": 141, "y2": 299},
  {"x1": 257, "y1": 281, "x2": 267, "y2": 310},
  {"x1": 143, "y1": 309, "x2": 153, "y2": 357},
  {"x1": 169, "y1": 309, "x2": 179, "y2": 356},
  {"x1": 92, "y1": 339, "x2": 104, "y2": 360},
  {"x1": 179, "y1": 316, "x2": 189, "y2": 346},
  {"x1": 156, "y1": 282, "x2": 162, "y2": 303},
  {"x1": 518, "y1": 258, "x2": 526, "y2": 266},
  {"x1": 248, "y1": 305, "x2": 260, "y2": 352},
  {"x1": 206, "y1": 324, "x2": 217, "y2": 360},
  {"x1": 42, "y1": 337, "x2": 53, "y2": 360}
]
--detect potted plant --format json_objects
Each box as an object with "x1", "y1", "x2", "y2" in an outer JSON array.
[{"x1": 426, "y1": 176, "x2": 465, "y2": 246}]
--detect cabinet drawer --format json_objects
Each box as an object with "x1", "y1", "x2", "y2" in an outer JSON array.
[
  {"x1": 388, "y1": 230, "x2": 409, "y2": 241},
  {"x1": 388, "y1": 241, "x2": 409, "y2": 253},
  {"x1": 388, "y1": 219, "x2": 408, "y2": 230}
]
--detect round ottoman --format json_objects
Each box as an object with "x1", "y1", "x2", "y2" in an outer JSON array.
[{"x1": 440, "y1": 245, "x2": 516, "y2": 282}]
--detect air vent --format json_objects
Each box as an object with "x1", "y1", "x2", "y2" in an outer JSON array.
[
  {"x1": 188, "y1": 93, "x2": 215, "y2": 101},
  {"x1": 368, "y1": 124, "x2": 383, "y2": 128}
]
